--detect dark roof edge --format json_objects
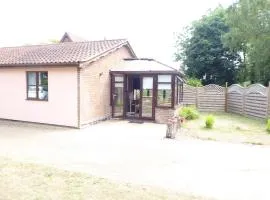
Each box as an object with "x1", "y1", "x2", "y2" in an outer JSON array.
[{"x1": 124, "y1": 58, "x2": 154, "y2": 61}]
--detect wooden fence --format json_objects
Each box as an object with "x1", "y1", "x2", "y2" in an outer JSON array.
[{"x1": 183, "y1": 83, "x2": 270, "y2": 119}]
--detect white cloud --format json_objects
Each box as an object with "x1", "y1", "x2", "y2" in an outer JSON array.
[{"x1": 0, "y1": 0, "x2": 234, "y2": 68}]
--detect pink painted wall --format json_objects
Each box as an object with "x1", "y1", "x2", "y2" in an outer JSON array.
[{"x1": 0, "y1": 66, "x2": 78, "y2": 127}]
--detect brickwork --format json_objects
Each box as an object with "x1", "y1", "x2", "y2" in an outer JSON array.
[
  {"x1": 155, "y1": 105, "x2": 182, "y2": 124},
  {"x1": 79, "y1": 46, "x2": 133, "y2": 126}
]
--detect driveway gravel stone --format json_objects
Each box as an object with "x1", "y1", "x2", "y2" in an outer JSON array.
[{"x1": 0, "y1": 119, "x2": 270, "y2": 200}]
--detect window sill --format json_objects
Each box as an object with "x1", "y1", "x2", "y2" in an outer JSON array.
[{"x1": 26, "y1": 98, "x2": 48, "y2": 102}]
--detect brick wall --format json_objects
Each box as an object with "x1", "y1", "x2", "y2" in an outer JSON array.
[
  {"x1": 155, "y1": 105, "x2": 182, "y2": 124},
  {"x1": 79, "y1": 46, "x2": 133, "y2": 126}
]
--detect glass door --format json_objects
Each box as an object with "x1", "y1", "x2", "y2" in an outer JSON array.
[
  {"x1": 126, "y1": 75, "x2": 141, "y2": 118},
  {"x1": 141, "y1": 76, "x2": 154, "y2": 119},
  {"x1": 112, "y1": 75, "x2": 124, "y2": 117}
]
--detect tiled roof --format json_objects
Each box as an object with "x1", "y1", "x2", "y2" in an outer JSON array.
[{"x1": 0, "y1": 39, "x2": 128, "y2": 66}]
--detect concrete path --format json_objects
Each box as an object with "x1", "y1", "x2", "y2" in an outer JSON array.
[{"x1": 0, "y1": 119, "x2": 270, "y2": 200}]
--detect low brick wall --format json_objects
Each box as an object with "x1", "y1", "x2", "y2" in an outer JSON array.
[{"x1": 155, "y1": 105, "x2": 182, "y2": 124}]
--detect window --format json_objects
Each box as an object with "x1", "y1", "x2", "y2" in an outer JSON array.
[
  {"x1": 112, "y1": 75, "x2": 124, "y2": 117},
  {"x1": 142, "y1": 77, "x2": 153, "y2": 118},
  {"x1": 174, "y1": 77, "x2": 183, "y2": 105},
  {"x1": 178, "y1": 78, "x2": 183, "y2": 104},
  {"x1": 175, "y1": 78, "x2": 178, "y2": 104},
  {"x1": 27, "y1": 72, "x2": 48, "y2": 100},
  {"x1": 157, "y1": 75, "x2": 172, "y2": 107}
]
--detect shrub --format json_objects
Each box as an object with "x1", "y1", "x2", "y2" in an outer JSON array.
[
  {"x1": 187, "y1": 78, "x2": 203, "y2": 87},
  {"x1": 179, "y1": 106, "x2": 199, "y2": 120},
  {"x1": 267, "y1": 119, "x2": 270, "y2": 133},
  {"x1": 205, "y1": 115, "x2": 215, "y2": 129}
]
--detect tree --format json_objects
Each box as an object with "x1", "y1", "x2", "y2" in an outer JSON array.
[
  {"x1": 223, "y1": 0, "x2": 270, "y2": 85},
  {"x1": 186, "y1": 77, "x2": 203, "y2": 87},
  {"x1": 48, "y1": 39, "x2": 60, "y2": 44},
  {"x1": 175, "y1": 7, "x2": 242, "y2": 85}
]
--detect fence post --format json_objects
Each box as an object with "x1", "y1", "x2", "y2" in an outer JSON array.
[
  {"x1": 196, "y1": 86, "x2": 199, "y2": 109},
  {"x1": 225, "y1": 82, "x2": 228, "y2": 112},
  {"x1": 242, "y1": 85, "x2": 246, "y2": 116},
  {"x1": 267, "y1": 81, "x2": 270, "y2": 119}
]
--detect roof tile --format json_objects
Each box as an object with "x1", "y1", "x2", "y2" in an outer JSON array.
[{"x1": 0, "y1": 39, "x2": 127, "y2": 66}]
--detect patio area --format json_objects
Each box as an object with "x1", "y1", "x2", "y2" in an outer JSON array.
[{"x1": 0, "y1": 119, "x2": 270, "y2": 200}]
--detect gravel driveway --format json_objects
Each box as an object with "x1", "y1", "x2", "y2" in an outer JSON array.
[{"x1": 0, "y1": 119, "x2": 270, "y2": 200}]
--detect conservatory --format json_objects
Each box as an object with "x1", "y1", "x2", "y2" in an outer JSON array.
[{"x1": 110, "y1": 58, "x2": 184, "y2": 123}]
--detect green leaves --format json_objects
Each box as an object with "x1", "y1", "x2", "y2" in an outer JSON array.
[
  {"x1": 175, "y1": 7, "x2": 242, "y2": 86},
  {"x1": 175, "y1": 0, "x2": 270, "y2": 86},
  {"x1": 186, "y1": 78, "x2": 203, "y2": 87},
  {"x1": 224, "y1": 0, "x2": 270, "y2": 85}
]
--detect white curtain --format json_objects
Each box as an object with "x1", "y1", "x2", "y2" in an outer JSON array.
[
  {"x1": 158, "y1": 75, "x2": 171, "y2": 82},
  {"x1": 28, "y1": 72, "x2": 36, "y2": 85},
  {"x1": 158, "y1": 83, "x2": 171, "y2": 90},
  {"x1": 143, "y1": 77, "x2": 153, "y2": 89}
]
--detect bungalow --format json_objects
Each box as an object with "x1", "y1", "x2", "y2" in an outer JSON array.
[{"x1": 0, "y1": 33, "x2": 184, "y2": 128}]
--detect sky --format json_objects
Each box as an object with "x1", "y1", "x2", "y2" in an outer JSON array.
[{"x1": 0, "y1": 0, "x2": 234, "y2": 68}]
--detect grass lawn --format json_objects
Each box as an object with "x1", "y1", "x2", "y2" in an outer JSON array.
[
  {"x1": 180, "y1": 112, "x2": 270, "y2": 145},
  {"x1": 0, "y1": 157, "x2": 213, "y2": 200}
]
